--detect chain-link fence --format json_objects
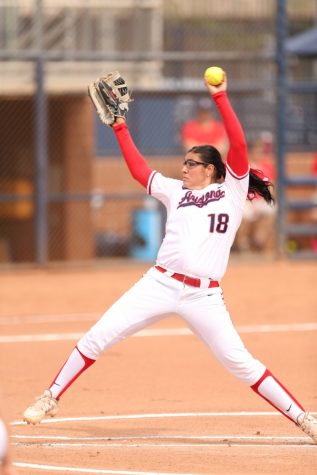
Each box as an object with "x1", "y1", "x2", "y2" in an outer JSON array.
[{"x1": 0, "y1": 0, "x2": 316, "y2": 265}]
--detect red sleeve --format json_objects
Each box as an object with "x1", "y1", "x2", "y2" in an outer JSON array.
[
  {"x1": 113, "y1": 123, "x2": 153, "y2": 188},
  {"x1": 213, "y1": 91, "x2": 248, "y2": 177}
]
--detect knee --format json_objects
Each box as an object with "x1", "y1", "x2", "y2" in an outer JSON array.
[
  {"x1": 77, "y1": 322, "x2": 125, "y2": 359},
  {"x1": 77, "y1": 330, "x2": 107, "y2": 360},
  {"x1": 221, "y1": 349, "x2": 266, "y2": 386}
]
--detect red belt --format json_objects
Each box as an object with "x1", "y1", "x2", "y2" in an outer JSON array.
[{"x1": 155, "y1": 265, "x2": 219, "y2": 288}]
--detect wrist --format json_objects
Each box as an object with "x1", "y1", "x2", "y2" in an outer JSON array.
[
  {"x1": 114, "y1": 117, "x2": 126, "y2": 125},
  {"x1": 212, "y1": 90, "x2": 226, "y2": 99}
]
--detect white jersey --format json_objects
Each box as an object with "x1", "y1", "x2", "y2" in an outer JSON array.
[{"x1": 147, "y1": 163, "x2": 249, "y2": 281}]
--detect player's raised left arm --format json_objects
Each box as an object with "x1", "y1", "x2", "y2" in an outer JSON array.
[
  {"x1": 205, "y1": 74, "x2": 248, "y2": 177},
  {"x1": 88, "y1": 72, "x2": 153, "y2": 189}
]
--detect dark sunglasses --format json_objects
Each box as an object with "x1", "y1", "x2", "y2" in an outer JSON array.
[{"x1": 183, "y1": 159, "x2": 209, "y2": 169}]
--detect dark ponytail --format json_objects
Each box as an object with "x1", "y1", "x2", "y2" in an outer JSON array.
[
  {"x1": 248, "y1": 168, "x2": 275, "y2": 205},
  {"x1": 189, "y1": 145, "x2": 275, "y2": 205}
]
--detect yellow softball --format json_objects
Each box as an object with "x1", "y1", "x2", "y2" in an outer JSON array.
[{"x1": 204, "y1": 66, "x2": 225, "y2": 86}]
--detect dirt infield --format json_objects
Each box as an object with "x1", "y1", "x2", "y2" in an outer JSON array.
[{"x1": 0, "y1": 258, "x2": 316, "y2": 474}]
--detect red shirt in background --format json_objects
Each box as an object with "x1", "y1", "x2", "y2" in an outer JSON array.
[
  {"x1": 311, "y1": 153, "x2": 317, "y2": 176},
  {"x1": 181, "y1": 119, "x2": 226, "y2": 147}
]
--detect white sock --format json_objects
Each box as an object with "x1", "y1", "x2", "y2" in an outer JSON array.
[
  {"x1": 256, "y1": 375, "x2": 304, "y2": 422},
  {"x1": 49, "y1": 347, "x2": 95, "y2": 399}
]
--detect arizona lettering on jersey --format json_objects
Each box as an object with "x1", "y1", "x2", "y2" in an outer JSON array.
[{"x1": 177, "y1": 189, "x2": 225, "y2": 209}]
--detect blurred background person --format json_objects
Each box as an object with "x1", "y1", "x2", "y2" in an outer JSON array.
[
  {"x1": 181, "y1": 98, "x2": 228, "y2": 155},
  {"x1": 234, "y1": 132, "x2": 277, "y2": 254}
]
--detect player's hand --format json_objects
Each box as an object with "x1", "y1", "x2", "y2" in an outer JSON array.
[{"x1": 204, "y1": 73, "x2": 227, "y2": 96}]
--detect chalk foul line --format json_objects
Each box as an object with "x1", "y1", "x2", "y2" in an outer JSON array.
[
  {"x1": 13, "y1": 462, "x2": 202, "y2": 475},
  {"x1": 10, "y1": 411, "x2": 317, "y2": 426}
]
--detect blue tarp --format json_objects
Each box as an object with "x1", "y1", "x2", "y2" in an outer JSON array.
[{"x1": 286, "y1": 27, "x2": 317, "y2": 57}]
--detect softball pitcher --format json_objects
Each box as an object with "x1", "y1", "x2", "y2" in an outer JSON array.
[{"x1": 23, "y1": 71, "x2": 317, "y2": 443}]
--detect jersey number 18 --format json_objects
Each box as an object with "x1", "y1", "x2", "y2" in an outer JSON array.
[{"x1": 208, "y1": 213, "x2": 229, "y2": 233}]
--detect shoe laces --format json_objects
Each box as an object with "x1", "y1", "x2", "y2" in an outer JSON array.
[
  {"x1": 298, "y1": 413, "x2": 317, "y2": 431},
  {"x1": 34, "y1": 392, "x2": 55, "y2": 411}
]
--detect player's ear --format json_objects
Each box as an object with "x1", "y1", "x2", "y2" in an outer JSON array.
[{"x1": 206, "y1": 163, "x2": 215, "y2": 177}]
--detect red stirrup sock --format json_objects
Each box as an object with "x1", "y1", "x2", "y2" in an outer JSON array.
[
  {"x1": 49, "y1": 346, "x2": 96, "y2": 399},
  {"x1": 251, "y1": 369, "x2": 305, "y2": 423}
]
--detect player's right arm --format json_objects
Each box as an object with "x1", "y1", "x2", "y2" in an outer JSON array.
[
  {"x1": 113, "y1": 118, "x2": 179, "y2": 206},
  {"x1": 112, "y1": 120, "x2": 153, "y2": 189}
]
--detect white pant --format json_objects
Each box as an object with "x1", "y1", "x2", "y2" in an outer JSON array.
[
  {"x1": 78, "y1": 267, "x2": 265, "y2": 386},
  {"x1": 0, "y1": 419, "x2": 8, "y2": 461}
]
